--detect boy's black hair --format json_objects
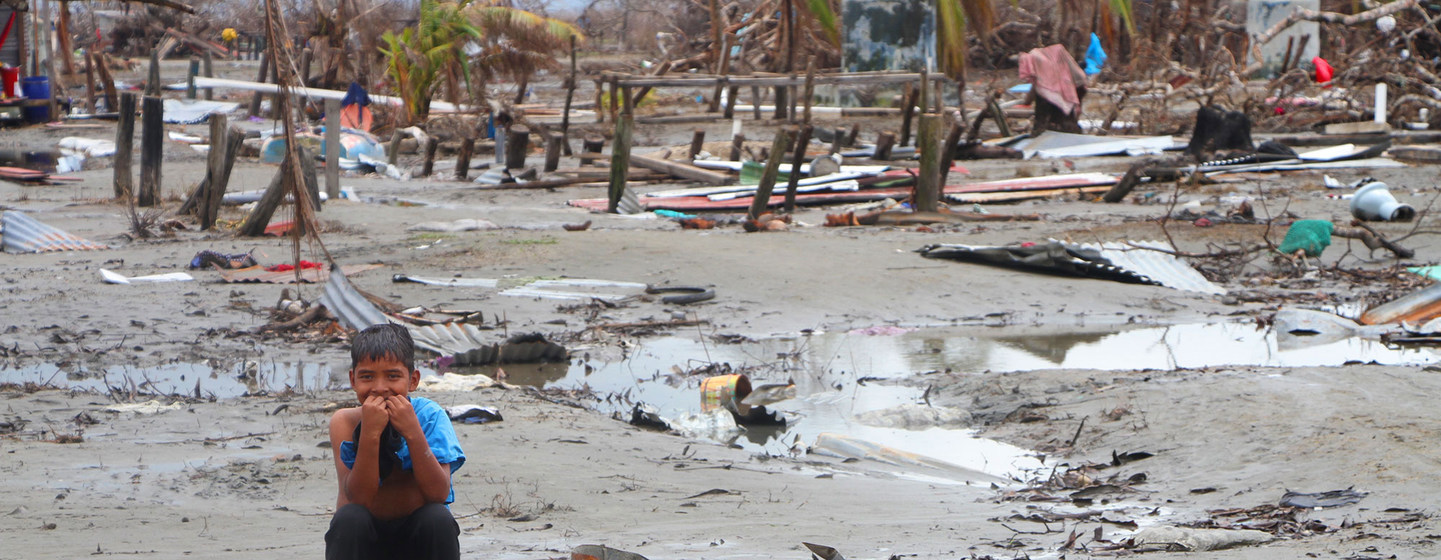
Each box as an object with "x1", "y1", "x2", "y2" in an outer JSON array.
[{"x1": 350, "y1": 323, "x2": 415, "y2": 371}]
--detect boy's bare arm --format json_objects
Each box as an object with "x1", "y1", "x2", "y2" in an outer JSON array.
[
  {"x1": 330, "y1": 405, "x2": 384, "y2": 508},
  {"x1": 385, "y1": 395, "x2": 452, "y2": 503}
]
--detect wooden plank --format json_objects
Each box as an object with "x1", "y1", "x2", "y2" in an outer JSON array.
[{"x1": 628, "y1": 154, "x2": 731, "y2": 185}]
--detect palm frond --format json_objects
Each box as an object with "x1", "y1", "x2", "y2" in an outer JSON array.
[
  {"x1": 795, "y1": 0, "x2": 840, "y2": 47},
  {"x1": 934, "y1": 0, "x2": 968, "y2": 79}
]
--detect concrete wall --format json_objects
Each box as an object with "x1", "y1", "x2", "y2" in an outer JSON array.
[
  {"x1": 1246, "y1": 0, "x2": 1319, "y2": 77},
  {"x1": 842, "y1": 0, "x2": 935, "y2": 73}
]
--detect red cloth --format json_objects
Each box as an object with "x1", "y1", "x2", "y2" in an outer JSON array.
[
  {"x1": 1313, "y1": 57, "x2": 1333, "y2": 84},
  {"x1": 1018, "y1": 45, "x2": 1086, "y2": 116},
  {"x1": 264, "y1": 261, "x2": 324, "y2": 272}
]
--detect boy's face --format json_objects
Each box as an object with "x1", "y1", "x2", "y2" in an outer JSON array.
[{"x1": 349, "y1": 354, "x2": 420, "y2": 403}]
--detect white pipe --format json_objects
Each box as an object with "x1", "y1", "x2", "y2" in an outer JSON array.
[
  {"x1": 192, "y1": 77, "x2": 473, "y2": 113},
  {"x1": 1376, "y1": 83, "x2": 1388, "y2": 124}
]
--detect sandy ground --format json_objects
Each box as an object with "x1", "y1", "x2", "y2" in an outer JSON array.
[{"x1": 2, "y1": 58, "x2": 1441, "y2": 559}]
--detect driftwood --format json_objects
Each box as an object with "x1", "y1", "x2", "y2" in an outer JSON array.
[{"x1": 1254, "y1": 0, "x2": 1419, "y2": 47}]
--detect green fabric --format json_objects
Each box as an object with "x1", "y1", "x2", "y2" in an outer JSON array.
[
  {"x1": 738, "y1": 160, "x2": 792, "y2": 185},
  {"x1": 1278, "y1": 219, "x2": 1334, "y2": 257}
]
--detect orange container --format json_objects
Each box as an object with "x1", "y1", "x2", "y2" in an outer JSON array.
[{"x1": 699, "y1": 374, "x2": 752, "y2": 416}]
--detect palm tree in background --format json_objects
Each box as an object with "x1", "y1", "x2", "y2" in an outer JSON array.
[{"x1": 380, "y1": 0, "x2": 581, "y2": 124}]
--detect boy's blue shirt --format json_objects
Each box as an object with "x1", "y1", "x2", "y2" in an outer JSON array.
[{"x1": 339, "y1": 396, "x2": 467, "y2": 504}]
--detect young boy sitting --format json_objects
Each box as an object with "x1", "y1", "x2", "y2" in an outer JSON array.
[{"x1": 327, "y1": 323, "x2": 466, "y2": 560}]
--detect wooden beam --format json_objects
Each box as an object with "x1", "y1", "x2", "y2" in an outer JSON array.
[{"x1": 628, "y1": 154, "x2": 731, "y2": 185}]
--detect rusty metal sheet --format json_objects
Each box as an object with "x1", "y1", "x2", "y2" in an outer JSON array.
[
  {"x1": 1, "y1": 210, "x2": 107, "y2": 253},
  {"x1": 219, "y1": 263, "x2": 381, "y2": 284}
]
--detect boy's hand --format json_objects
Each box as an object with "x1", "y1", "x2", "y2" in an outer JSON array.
[
  {"x1": 384, "y1": 395, "x2": 423, "y2": 440},
  {"x1": 360, "y1": 395, "x2": 389, "y2": 436}
]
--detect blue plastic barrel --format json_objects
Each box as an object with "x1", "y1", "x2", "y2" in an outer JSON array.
[{"x1": 21, "y1": 76, "x2": 50, "y2": 123}]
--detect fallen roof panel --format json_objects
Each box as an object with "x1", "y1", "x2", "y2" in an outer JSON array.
[{"x1": 1, "y1": 211, "x2": 108, "y2": 253}]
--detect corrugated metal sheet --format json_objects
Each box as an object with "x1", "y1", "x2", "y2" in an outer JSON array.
[
  {"x1": 1, "y1": 210, "x2": 107, "y2": 253},
  {"x1": 318, "y1": 266, "x2": 568, "y2": 362},
  {"x1": 1073, "y1": 240, "x2": 1227, "y2": 295},
  {"x1": 318, "y1": 266, "x2": 390, "y2": 332},
  {"x1": 408, "y1": 325, "x2": 566, "y2": 365}
]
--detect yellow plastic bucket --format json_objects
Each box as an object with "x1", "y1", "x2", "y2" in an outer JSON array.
[{"x1": 699, "y1": 374, "x2": 752, "y2": 416}]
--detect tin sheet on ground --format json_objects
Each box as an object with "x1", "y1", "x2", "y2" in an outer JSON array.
[{"x1": 1, "y1": 210, "x2": 107, "y2": 253}]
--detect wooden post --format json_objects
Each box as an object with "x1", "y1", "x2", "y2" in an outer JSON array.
[
  {"x1": 918, "y1": 69, "x2": 929, "y2": 118},
  {"x1": 708, "y1": 34, "x2": 732, "y2": 113},
  {"x1": 801, "y1": 56, "x2": 816, "y2": 125},
  {"x1": 42, "y1": 1, "x2": 60, "y2": 122},
  {"x1": 561, "y1": 36, "x2": 576, "y2": 155},
  {"x1": 607, "y1": 76, "x2": 619, "y2": 123},
  {"x1": 724, "y1": 85, "x2": 739, "y2": 120},
  {"x1": 915, "y1": 114, "x2": 942, "y2": 212},
  {"x1": 299, "y1": 145, "x2": 320, "y2": 211},
  {"x1": 939, "y1": 118, "x2": 965, "y2": 184},
  {"x1": 581, "y1": 135, "x2": 605, "y2": 166},
  {"x1": 299, "y1": 47, "x2": 312, "y2": 87},
  {"x1": 874, "y1": 131, "x2": 896, "y2": 160},
  {"x1": 388, "y1": 130, "x2": 404, "y2": 166},
  {"x1": 138, "y1": 96, "x2": 162, "y2": 207},
  {"x1": 689, "y1": 129, "x2": 706, "y2": 160},
  {"x1": 202, "y1": 51, "x2": 214, "y2": 100},
  {"x1": 749, "y1": 127, "x2": 795, "y2": 219},
  {"x1": 543, "y1": 131, "x2": 563, "y2": 172},
  {"x1": 420, "y1": 137, "x2": 438, "y2": 177},
  {"x1": 607, "y1": 89, "x2": 633, "y2": 213},
  {"x1": 113, "y1": 92, "x2": 136, "y2": 199},
  {"x1": 94, "y1": 53, "x2": 117, "y2": 112},
  {"x1": 197, "y1": 114, "x2": 228, "y2": 228},
  {"x1": 324, "y1": 98, "x2": 340, "y2": 198},
  {"x1": 240, "y1": 159, "x2": 293, "y2": 237},
  {"x1": 829, "y1": 127, "x2": 845, "y2": 155},
  {"x1": 57, "y1": 0, "x2": 74, "y2": 76},
  {"x1": 203, "y1": 127, "x2": 245, "y2": 227},
  {"x1": 249, "y1": 53, "x2": 269, "y2": 118},
  {"x1": 455, "y1": 137, "x2": 474, "y2": 180},
  {"x1": 83, "y1": 49, "x2": 96, "y2": 114},
  {"x1": 750, "y1": 86, "x2": 762, "y2": 120},
  {"x1": 505, "y1": 125, "x2": 530, "y2": 170},
  {"x1": 730, "y1": 133, "x2": 745, "y2": 162},
  {"x1": 146, "y1": 49, "x2": 161, "y2": 97},
  {"x1": 899, "y1": 84, "x2": 918, "y2": 147},
  {"x1": 593, "y1": 78, "x2": 605, "y2": 123},
  {"x1": 783, "y1": 124, "x2": 812, "y2": 213},
  {"x1": 186, "y1": 56, "x2": 199, "y2": 99},
  {"x1": 845, "y1": 124, "x2": 860, "y2": 148}
]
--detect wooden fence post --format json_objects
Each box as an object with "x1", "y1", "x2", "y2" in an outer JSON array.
[
  {"x1": 138, "y1": 95, "x2": 162, "y2": 207},
  {"x1": 113, "y1": 91, "x2": 135, "y2": 199},
  {"x1": 748, "y1": 127, "x2": 796, "y2": 219}
]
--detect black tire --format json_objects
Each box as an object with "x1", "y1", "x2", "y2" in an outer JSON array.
[{"x1": 645, "y1": 285, "x2": 715, "y2": 305}]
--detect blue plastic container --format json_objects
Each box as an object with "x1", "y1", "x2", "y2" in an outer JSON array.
[{"x1": 21, "y1": 76, "x2": 50, "y2": 123}]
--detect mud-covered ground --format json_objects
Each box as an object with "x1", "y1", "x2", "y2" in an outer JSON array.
[{"x1": 2, "y1": 58, "x2": 1440, "y2": 559}]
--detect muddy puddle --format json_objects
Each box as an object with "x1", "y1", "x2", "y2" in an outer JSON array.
[
  {"x1": 458, "y1": 321, "x2": 1441, "y2": 482},
  {"x1": 4, "y1": 321, "x2": 1435, "y2": 482}
]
